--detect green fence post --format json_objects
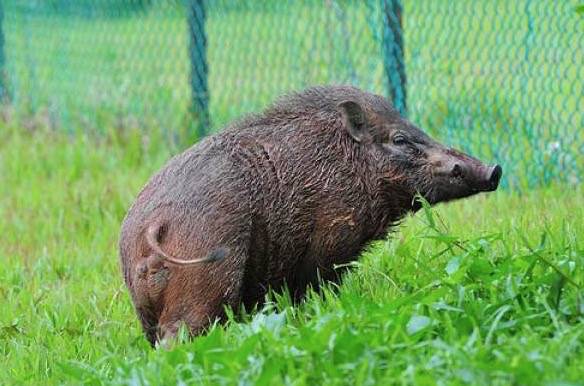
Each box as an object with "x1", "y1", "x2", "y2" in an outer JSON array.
[
  {"x1": 381, "y1": 0, "x2": 406, "y2": 116},
  {"x1": 0, "y1": 0, "x2": 8, "y2": 102},
  {"x1": 187, "y1": 0, "x2": 209, "y2": 139}
]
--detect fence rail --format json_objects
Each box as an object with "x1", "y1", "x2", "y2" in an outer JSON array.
[{"x1": 0, "y1": 0, "x2": 582, "y2": 189}]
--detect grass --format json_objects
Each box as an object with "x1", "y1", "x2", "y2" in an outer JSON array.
[
  {"x1": 0, "y1": 1, "x2": 582, "y2": 383},
  {"x1": 0, "y1": 124, "x2": 583, "y2": 385}
]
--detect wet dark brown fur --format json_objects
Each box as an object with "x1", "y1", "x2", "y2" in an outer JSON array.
[{"x1": 120, "y1": 85, "x2": 501, "y2": 345}]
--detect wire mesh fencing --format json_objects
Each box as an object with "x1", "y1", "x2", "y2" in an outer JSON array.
[{"x1": 0, "y1": 0, "x2": 582, "y2": 189}]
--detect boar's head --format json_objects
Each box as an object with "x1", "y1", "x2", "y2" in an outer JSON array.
[{"x1": 338, "y1": 97, "x2": 502, "y2": 209}]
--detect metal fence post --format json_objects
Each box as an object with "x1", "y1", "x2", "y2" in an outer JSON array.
[
  {"x1": 0, "y1": 1, "x2": 8, "y2": 102},
  {"x1": 381, "y1": 0, "x2": 406, "y2": 116},
  {"x1": 187, "y1": 0, "x2": 209, "y2": 139}
]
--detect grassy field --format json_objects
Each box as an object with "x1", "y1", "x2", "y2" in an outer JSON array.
[
  {"x1": 0, "y1": 1, "x2": 582, "y2": 384},
  {"x1": 0, "y1": 124, "x2": 583, "y2": 385}
]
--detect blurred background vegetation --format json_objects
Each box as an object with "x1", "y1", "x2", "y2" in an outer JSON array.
[{"x1": 0, "y1": 0, "x2": 582, "y2": 189}]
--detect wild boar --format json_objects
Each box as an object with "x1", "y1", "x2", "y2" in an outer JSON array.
[{"x1": 119, "y1": 85, "x2": 502, "y2": 345}]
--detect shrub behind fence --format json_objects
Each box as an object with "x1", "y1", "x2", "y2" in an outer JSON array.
[{"x1": 1, "y1": 0, "x2": 582, "y2": 189}]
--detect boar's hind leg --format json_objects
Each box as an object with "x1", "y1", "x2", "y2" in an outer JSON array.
[
  {"x1": 131, "y1": 253, "x2": 172, "y2": 346},
  {"x1": 155, "y1": 246, "x2": 248, "y2": 345}
]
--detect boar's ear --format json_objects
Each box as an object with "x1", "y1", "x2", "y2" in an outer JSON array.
[{"x1": 338, "y1": 100, "x2": 370, "y2": 143}]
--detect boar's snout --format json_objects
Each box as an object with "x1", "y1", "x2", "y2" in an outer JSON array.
[
  {"x1": 448, "y1": 162, "x2": 502, "y2": 192},
  {"x1": 466, "y1": 162, "x2": 503, "y2": 193},
  {"x1": 424, "y1": 146, "x2": 503, "y2": 204},
  {"x1": 483, "y1": 164, "x2": 503, "y2": 191}
]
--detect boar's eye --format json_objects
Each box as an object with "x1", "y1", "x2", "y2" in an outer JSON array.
[{"x1": 392, "y1": 134, "x2": 409, "y2": 146}]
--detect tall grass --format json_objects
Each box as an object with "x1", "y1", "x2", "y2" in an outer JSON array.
[{"x1": 0, "y1": 124, "x2": 582, "y2": 385}]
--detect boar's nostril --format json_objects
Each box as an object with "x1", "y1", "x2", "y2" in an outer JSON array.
[
  {"x1": 487, "y1": 165, "x2": 503, "y2": 190},
  {"x1": 451, "y1": 163, "x2": 463, "y2": 178}
]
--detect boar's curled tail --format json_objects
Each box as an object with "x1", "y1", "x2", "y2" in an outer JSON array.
[{"x1": 146, "y1": 223, "x2": 228, "y2": 265}]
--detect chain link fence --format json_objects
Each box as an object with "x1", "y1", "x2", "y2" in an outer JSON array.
[{"x1": 0, "y1": 0, "x2": 582, "y2": 189}]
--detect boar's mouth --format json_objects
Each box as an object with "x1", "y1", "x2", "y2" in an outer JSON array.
[{"x1": 416, "y1": 163, "x2": 503, "y2": 207}]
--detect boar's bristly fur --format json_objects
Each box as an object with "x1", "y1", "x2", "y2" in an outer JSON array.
[{"x1": 119, "y1": 85, "x2": 501, "y2": 345}]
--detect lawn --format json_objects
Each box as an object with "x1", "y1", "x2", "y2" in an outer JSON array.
[
  {"x1": 0, "y1": 124, "x2": 582, "y2": 385},
  {"x1": 0, "y1": 0, "x2": 582, "y2": 384}
]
